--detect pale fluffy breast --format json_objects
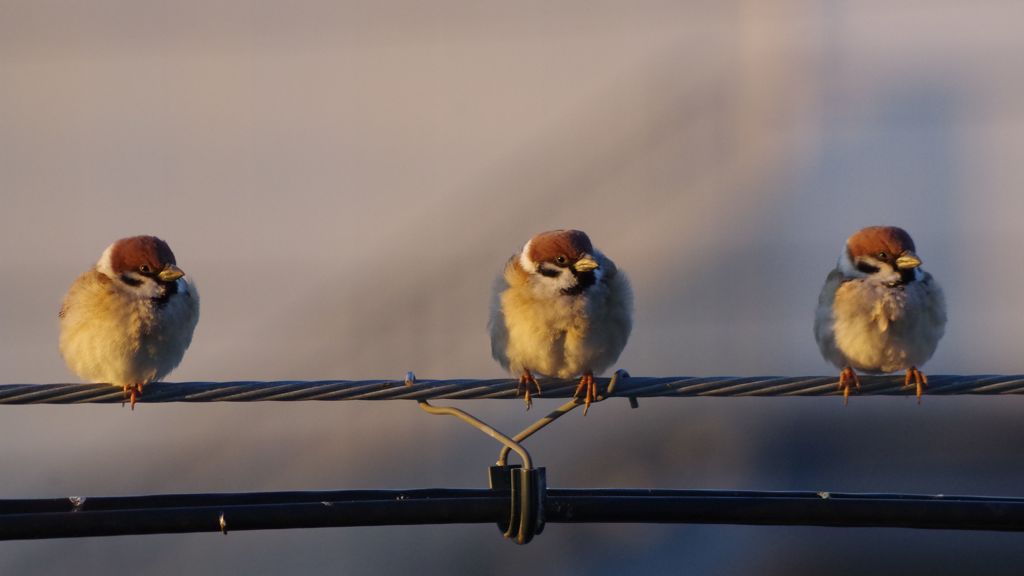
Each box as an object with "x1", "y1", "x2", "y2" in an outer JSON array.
[
  {"x1": 822, "y1": 273, "x2": 945, "y2": 373},
  {"x1": 59, "y1": 270, "x2": 199, "y2": 386},
  {"x1": 489, "y1": 252, "x2": 632, "y2": 378}
]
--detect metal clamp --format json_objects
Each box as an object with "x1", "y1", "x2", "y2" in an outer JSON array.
[
  {"x1": 488, "y1": 464, "x2": 546, "y2": 544},
  {"x1": 407, "y1": 370, "x2": 628, "y2": 544},
  {"x1": 406, "y1": 372, "x2": 545, "y2": 544}
]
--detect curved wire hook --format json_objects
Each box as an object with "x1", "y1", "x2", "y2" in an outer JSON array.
[
  {"x1": 405, "y1": 372, "x2": 533, "y2": 469},
  {"x1": 497, "y1": 369, "x2": 630, "y2": 466}
]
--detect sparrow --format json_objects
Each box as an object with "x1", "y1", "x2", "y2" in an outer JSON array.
[
  {"x1": 59, "y1": 235, "x2": 200, "y2": 408},
  {"x1": 813, "y1": 226, "x2": 946, "y2": 403},
  {"x1": 489, "y1": 229, "x2": 633, "y2": 414}
]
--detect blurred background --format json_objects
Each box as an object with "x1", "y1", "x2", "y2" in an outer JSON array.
[{"x1": 2, "y1": 1, "x2": 1024, "y2": 574}]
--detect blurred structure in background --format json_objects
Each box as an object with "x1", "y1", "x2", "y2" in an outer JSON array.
[{"x1": 1, "y1": 1, "x2": 1023, "y2": 574}]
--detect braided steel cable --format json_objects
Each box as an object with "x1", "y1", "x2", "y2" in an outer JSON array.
[{"x1": 0, "y1": 374, "x2": 1023, "y2": 404}]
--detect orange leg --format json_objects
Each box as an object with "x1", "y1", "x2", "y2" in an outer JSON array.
[
  {"x1": 573, "y1": 371, "x2": 597, "y2": 416},
  {"x1": 837, "y1": 367, "x2": 860, "y2": 406},
  {"x1": 904, "y1": 366, "x2": 928, "y2": 403},
  {"x1": 121, "y1": 383, "x2": 143, "y2": 410},
  {"x1": 517, "y1": 368, "x2": 541, "y2": 410}
]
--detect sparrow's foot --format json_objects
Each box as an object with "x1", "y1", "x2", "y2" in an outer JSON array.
[
  {"x1": 121, "y1": 383, "x2": 143, "y2": 410},
  {"x1": 517, "y1": 369, "x2": 541, "y2": 410},
  {"x1": 837, "y1": 367, "x2": 860, "y2": 406},
  {"x1": 573, "y1": 371, "x2": 597, "y2": 416},
  {"x1": 904, "y1": 366, "x2": 928, "y2": 403}
]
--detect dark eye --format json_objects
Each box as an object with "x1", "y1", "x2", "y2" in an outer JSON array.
[
  {"x1": 138, "y1": 265, "x2": 152, "y2": 274},
  {"x1": 877, "y1": 252, "x2": 889, "y2": 261},
  {"x1": 554, "y1": 255, "x2": 568, "y2": 265}
]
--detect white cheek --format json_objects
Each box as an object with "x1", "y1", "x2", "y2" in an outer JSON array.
[
  {"x1": 118, "y1": 273, "x2": 163, "y2": 299},
  {"x1": 528, "y1": 268, "x2": 574, "y2": 298},
  {"x1": 879, "y1": 268, "x2": 901, "y2": 283},
  {"x1": 552, "y1": 271, "x2": 577, "y2": 291},
  {"x1": 839, "y1": 251, "x2": 903, "y2": 284}
]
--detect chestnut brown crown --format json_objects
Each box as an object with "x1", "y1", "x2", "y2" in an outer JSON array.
[
  {"x1": 846, "y1": 226, "x2": 916, "y2": 261},
  {"x1": 108, "y1": 236, "x2": 178, "y2": 276},
  {"x1": 527, "y1": 229, "x2": 594, "y2": 265}
]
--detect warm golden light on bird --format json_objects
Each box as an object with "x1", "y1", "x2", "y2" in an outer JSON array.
[{"x1": 489, "y1": 229, "x2": 633, "y2": 414}]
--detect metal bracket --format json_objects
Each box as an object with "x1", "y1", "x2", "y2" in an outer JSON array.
[
  {"x1": 406, "y1": 372, "x2": 545, "y2": 544},
  {"x1": 405, "y1": 370, "x2": 630, "y2": 544},
  {"x1": 497, "y1": 369, "x2": 631, "y2": 466},
  {"x1": 406, "y1": 372, "x2": 532, "y2": 468}
]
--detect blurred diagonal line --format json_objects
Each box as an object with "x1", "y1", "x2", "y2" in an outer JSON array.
[
  {"x1": 2, "y1": 489, "x2": 1023, "y2": 540},
  {"x1": 1, "y1": 375, "x2": 1024, "y2": 404}
]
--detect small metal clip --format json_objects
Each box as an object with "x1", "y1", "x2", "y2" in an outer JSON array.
[
  {"x1": 489, "y1": 465, "x2": 546, "y2": 545},
  {"x1": 603, "y1": 369, "x2": 635, "y2": 407}
]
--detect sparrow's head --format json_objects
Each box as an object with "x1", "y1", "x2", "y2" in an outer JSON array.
[
  {"x1": 839, "y1": 226, "x2": 923, "y2": 284},
  {"x1": 97, "y1": 236, "x2": 186, "y2": 302},
  {"x1": 519, "y1": 229, "x2": 602, "y2": 296}
]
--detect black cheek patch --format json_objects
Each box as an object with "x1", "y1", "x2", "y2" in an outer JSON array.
[
  {"x1": 855, "y1": 262, "x2": 880, "y2": 275},
  {"x1": 119, "y1": 274, "x2": 143, "y2": 287},
  {"x1": 538, "y1": 265, "x2": 561, "y2": 278}
]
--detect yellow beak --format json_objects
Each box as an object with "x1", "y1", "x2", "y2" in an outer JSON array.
[
  {"x1": 573, "y1": 257, "x2": 599, "y2": 273},
  {"x1": 895, "y1": 252, "x2": 922, "y2": 270},
  {"x1": 158, "y1": 265, "x2": 185, "y2": 282}
]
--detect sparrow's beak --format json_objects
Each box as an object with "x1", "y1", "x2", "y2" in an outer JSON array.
[
  {"x1": 573, "y1": 257, "x2": 599, "y2": 273},
  {"x1": 895, "y1": 251, "x2": 922, "y2": 270},
  {"x1": 158, "y1": 265, "x2": 185, "y2": 282}
]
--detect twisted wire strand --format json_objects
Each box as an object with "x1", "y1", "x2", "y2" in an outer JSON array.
[{"x1": 0, "y1": 375, "x2": 1023, "y2": 404}]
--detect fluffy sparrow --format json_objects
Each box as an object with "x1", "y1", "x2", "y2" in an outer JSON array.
[
  {"x1": 59, "y1": 235, "x2": 200, "y2": 408},
  {"x1": 814, "y1": 226, "x2": 946, "y2": 403},
  {"x1": 489, "y1": 229, "x2": 633, "y2": 414}
]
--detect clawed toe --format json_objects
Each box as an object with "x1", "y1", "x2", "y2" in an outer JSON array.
[
  {"x1": 904, "y1": 367, "x2": 928, "y2": 403},
  {"x1": 837, "y1": 367, "x2": 860, "y2": 406},
  {"x1": 573, "y1": 372, "x2": 597, "y2": 415},
  {"x1": 516, "y1": 369, "x2": 541, "y2": 410},
  {"x1": 121, "y1": 383, "x2": 143, "y2": 410}
]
